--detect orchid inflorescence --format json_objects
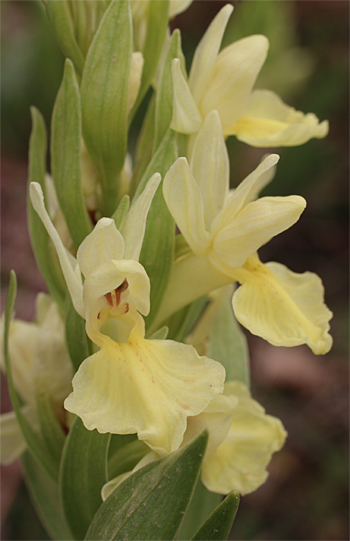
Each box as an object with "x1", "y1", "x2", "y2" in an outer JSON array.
[{"x1": 2, "y1": 2, "x2": 332, "y2": 539}]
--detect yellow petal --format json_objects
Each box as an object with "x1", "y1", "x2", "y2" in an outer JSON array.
[
  {"x1": 188, "y1": 4, "x2": 233, "y2": 104},
  {"x1": 169, "y1": 0, "x2": 193, "y2": 18},
  {"x1": 163, "y1": 157, "x2": 212, "y2": 254},
  {"x1": 0, "y1": 407, "x2": 38, "y2": 465},
  {"x1": 232, "y1": 257, "x2": 333, "y2": 354},
  {"x1": 190, "y1": 111, "x2": 229, "y2": 229},
  {"x1": 200, "y1": 36, "x2": 268, "y2": 127},
  {"x1": 201, "y1": 381, "x2": 287, "y2": 495},
  {"x1": 182, "y1": 392, "x2": 237, "y2": 458},
  {"x1": 128, "y1": 52, "x2": 144, "y2": 114},
  {"x1": 64, "y1": 321, "x2": 225, "y2": 455},
  {"x1": 77, "y1": 218, "x2": 125, "y2": 278},
  {"x1": 29, "y1": 182, "x2": 84, "y2": 317},
  {"x1": 211, "y1": 154, "x2": 280, "y2": 236},
  {"x1": 171, "y1": 59, "x2": 203, "y2": 134},
  {"x1": 231, "y1": 89, "x2": 329, "y2": 146},
  {"x1": 0, "y1": 316, "x2": 37, "y2": 404},
  {"x1": 120, "y1": 173, "x2": 161, "y2": 261},
  {"x1": 212, "y1": 195, "x2": 306, "y2": 269}
]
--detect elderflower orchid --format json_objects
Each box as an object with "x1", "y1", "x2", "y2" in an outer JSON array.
[
  {"x1": 160, "y1": 110, "x2": 332, "y2": 354},
  {"x1": 0, "y1": 295, "x2": 73, "y2": 464},
  {"x1": 29, "y1": 176, "x2": 226, "y2": 456},
  {"x1": 102, "y1": 380, "x2": 286, "y2": 499},
  {"x1": 171, "y1": 4, "x2": 328, "y2": 148}
]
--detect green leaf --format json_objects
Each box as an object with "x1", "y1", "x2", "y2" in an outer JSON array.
[
  {"x1": 167, "y1": 296, "x2": 208, "y2": 342},
  {"x1": 45, "y1": 0, "x2": 85, "y2": 76},
  {"x1": 81, "y1": 0, "x2": 133, "y2": 216},
  {"x1": 86, "y1": 431, "x2": 208, "y2": 541},
  {"x1": 131, "y1": 93, "x2": 156, "y2": 194},
  {"x1": 36, "y1": 393, "x2": 66, "y2": 471},
  {"x1": 65, "y1": 296, "x2": 91, "y2": 372},
  {"x1": 177, "y1": 479, "x2": 221, "y2": 540},
  {"x1": 108, "y1": 439, "x2": 149, "y2": 480},
  {"x1": 27, "y1": 107, "x2": 67, "y2": 311},
  {"x1": 192, "y1": 491, "x2": 240, "y2": 541},
  {"x1": 59, "y1": 416, "x2": 110, "y2": 540},
  {"x1": 51, "y1": 58, "x2": 93, "y2": 248},
  {"x1": 136, "y1": 129, "x2": 178, "y2": 329},
  {"x1": 154, "y1": 29, "x2": 182, "y2": 151},
  {"x1": 149, "y1": 326, "x2": 169, "y2": 340},
  {"x1": 111, "y1": 194, "x2": 130, "y2": 229},
  {"x1": 22, "y1": 451, "x2": 72, "y2": 541},
  {"x1": 209, "y1": 298, "x2": 250, "y2": 386},
  {"x1": 130, "y1": 0, "x2": 170, "y2": 119},
  {"x1": 4, "y1": 272, "x2": 58, "y2": 481}
]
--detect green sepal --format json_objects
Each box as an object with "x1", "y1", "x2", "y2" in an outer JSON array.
[
  {"x1": 167, "y1": 296, "x2": 208, "y2": 342},
  {"x1": 22, "y1": 451, "x2": 72, "y2": 541},
  {"x1": 81, "y1": 0, "x2": 133, "y2": 217},
  {"x1": 192, "y1": 491, "x2": 240, "y2": 541},
  {"x1": 111, "y1": 194, "x2": 130, "y2": 230},
  {"x1": 209, "y1": 297, "x2": 250, "y2": 386},
  {"x1": 149, "y1": 326, "x2": 169, "y2": 340},
  {"x1": 59, "y1": 416, "x2": 110, "y2": 541},
  {"x1": 129, "y1": 0, "x2": 170, "y2": 119},
  {"x1": 4, "y1": 271, "x2": 59, "y2": 481},
  {"x1": 36, "y1": 393, "x2": 66, "y2": 471},
  {"x1": 177, "y1": 479, "x2": 221, "y2": 541},
  {"x1": 27, "y1": 107, "x2": 67, "y2": 312},
  {"x1": 154, "y1": 29, "x2": 182, "y2": 151},
  {"x1": 45, "y1": 0, "x2": 85, "y2": 76},
  {"x1": 65, "y1": 296, "x2": 92, "y2": 372},
  {"x1": 136, "y1": 129, "x2": 178, "y2": 330},
  {"x1": 51, "y1": 58, "x2": 93, "y2": 248},
  {"x1": 85, "y1": 430, "x2": 208, "y2": 541},
  {"x1": 108, "y1": 439, "x2": 149, "y2": 480}
]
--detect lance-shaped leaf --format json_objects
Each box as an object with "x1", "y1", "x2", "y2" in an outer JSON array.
[
  {"x1": 132, "y1": 94, "x2": 156, "y2": 193},
  {"x1": 130, "y1": 0, "x2": 170, "y2": 119},
  {"x1": 85, "y1": 431, "x2": 208, "y2": 541},
  {"x1": 45, "y1": 0, "x2": 85, "y2": 76},
  {"x1": 192, "y1": 491, "x2": 240, "y2": 541},
  {"x1": 167, "y1": 295, "x2": 208, "y2": 342},
  {"x1": 4, "y1": 272, "x2": 59, "y2": 481},
  {"x1": 81, "y1": 0, "x2": 133, "y2": 216},
  {"x1": 108, "y1": 439, "x2": 149, "y2": 480},
  {"x1": 59, "y1": 416, "x2": 110, "y2": 541},
  {"x1": 27, "y1": 107, "x2": 66, "y2": 311},
  {"x1": 36, "y1": 393, "x2": 66, "y2": 472},
  {"x1": 177, "y1": 478, "x2": 221, "y2": 540},
  {"x1": 22, "y1": 451, "x2": 72, "y2": 541},
  {"x1": 51, "y1": 59, "x2": 93, "y2": 248},
  {"x1": 209, "y1": 296, "x2": 250, "y2": 386},
  {"x1": 65, "y1": 296, "x2": 92, "y2": 373},
  {"x1": 154, "y1": 29, "x2": 183, "y2": 151},
  {"x1": 137, "y1": 130, "x2": 178, "y2": 329}
]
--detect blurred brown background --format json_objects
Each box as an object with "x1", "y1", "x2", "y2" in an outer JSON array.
[{"x1": 1, "y1": 1, "x2": 349, "y2": 539}]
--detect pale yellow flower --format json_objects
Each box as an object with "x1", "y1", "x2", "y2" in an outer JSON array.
[
  {"x1": 0, "y1": 295, "x2": 73, "y2": 464},
  {"x1": 171, "y1": 4, "x2": 328, "y2": 147},
  {"x1": 30, "y1": 177, "x2": 225, "y2": 456},
  {"x1": 101, "y1": 381, "x2": 286, "y2": 499},
  {"x1": 160, "y1": 110, "x2": 332, "y2": 354}
]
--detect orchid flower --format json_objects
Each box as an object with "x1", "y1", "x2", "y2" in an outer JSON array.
[
  {"x1": 158, "y1": 110, "x2": 332, "y2": 355},
  {"x1": 171, "y1": 4, "x2": 328, "y2": 148},
  {"x1": 0, "y1": 295, "x2": 73, "y2": 464},
  {"x1": 102, "y1": 380, "x2": 286, "y2": 499},
  {"x1": 29, "y1": 176, "x2": 226, "y2": 456}
]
